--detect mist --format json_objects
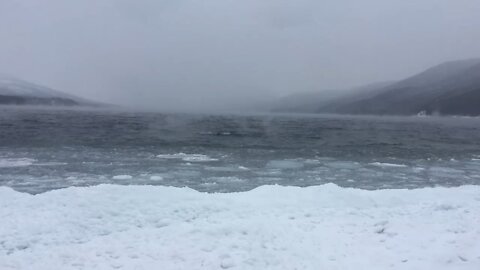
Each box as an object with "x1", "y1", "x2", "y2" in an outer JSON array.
[{"x1": 1, "y1": 0, "x2": 480, "y2": 111}]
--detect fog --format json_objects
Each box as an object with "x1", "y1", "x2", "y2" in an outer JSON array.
[{"x1": 1, "y1": 0, "x2": 480, "y2": 111}]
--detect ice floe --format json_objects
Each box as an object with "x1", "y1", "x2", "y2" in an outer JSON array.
[
  {"x1": 0, "y1": 158, "x2": 36, "y2": 168},
  {"x1": 157, "y1": 153, "x2": 219, "y2": 162},
  {"x1": 149, "y1": 175, "x2": 164, "y2": 181},
  {"x1": 112, "y1": 175, "x2": 133, "y2": 180},
  {"x1": 369, "y1": 162, "x2": 408, "y2": 168}
]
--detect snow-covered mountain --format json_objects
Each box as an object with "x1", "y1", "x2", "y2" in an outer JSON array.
[
  {"x1": 319, "y1": 58, "x2": 480, "y2": 116},
  {"x1": 0, "y1": 75, "x2": 100, "y2": 106},
  {"x1": 271, "y1": 81, "x2": 395, "y2": 113},
  {"x1": 274, "y1": 58, "x2": 480, "y2": 116}
]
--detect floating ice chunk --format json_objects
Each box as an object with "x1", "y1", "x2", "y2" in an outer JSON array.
[
  {"x1": 256, "y1": 169, "x2": 282, "y2": 176},
  {"x1": 200, "y1": 182, "x2": 218, "y2": 186},
  {"x1": 205, "y1": 166, "x2": 250, "y2": 172},
  {"x1": 157, "y1": 153, "x2": 218, "y2": 162},
  {"x1": 266, "y1": 160, "x2": 304, "y2": 169},
  {"x1": 182, "y1": 155, "x2": 218, "y2": 162},
  {"x1": 369, "y1": 162, "x2": 408, "y2": 168},
  {"x1": 0, "y1": 158, "x2": 36, "y2": 168},
  {"x1": 149, "y1": 176, "x2": 164, "y2": 181},
  {"x1": 303, "y1": 159, "x2": 322, "y2": 165},
  {"x1": 112, "y1": 175, "x2": 133, "y2": 180},
  {"x1": 34, "y1": 162, "x2": 68, "y2": 166},
  {"x1": 218, "y1": 131, "x2": 231, "y2": 136},
  {"x1": 412, "y1": 167, "x2": 426, "y2": 172}
]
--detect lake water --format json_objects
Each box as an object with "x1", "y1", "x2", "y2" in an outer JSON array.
[{"x1": 1, "y1": 107, "x2": 480, "y2": 194}]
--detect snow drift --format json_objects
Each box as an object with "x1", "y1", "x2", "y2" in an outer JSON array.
[{"x1": 1, "y1": 184, "x2": 479, "y2": 270}]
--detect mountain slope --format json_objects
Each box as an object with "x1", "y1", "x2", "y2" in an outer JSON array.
[
  {"x1": 272, "y1": 81, "x2": 395, "y2": 113},
  {"x1": 318, "y1": 59, "x2": 480, "y2": 116},
  {"x1": 271, "y1": 89, "x2": 349, "y2": 113},
  {"x1": 0, "y1": 75, "x2": 99, "y2": 106}
]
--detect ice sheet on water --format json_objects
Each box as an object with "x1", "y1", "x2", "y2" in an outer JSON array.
[
  {"x1": 34, "y1": 162, "x2": 68, "y2": 166},
  {"x1": 112, "y1": 175, "x2": 133, "y2": 180},
  {"x1": 205, "y1": 166, "x2": 246, "y2": 172},
  {"x1": 0, "y1": 158, "x2": 36, "y2": 168},
  {"x1": 369, "y1": 162, "x2": 408, "y2": 168},
  {"x1": 149, "y1": 175, "x2": 164, "y2": 181},
  {"x1": 207, "y1": 176, "x2": 246, "y2": 183},
  {"x1": 2, "y1": 151, "x2": 479, "y2": 193},
  {"x1": 156, "y1": 153, "x2": 218, "y2": 162}
]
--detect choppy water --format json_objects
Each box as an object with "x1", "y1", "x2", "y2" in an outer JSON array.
[{"x1": 1, "y1": 107, "x2": 480, "y2": 194}]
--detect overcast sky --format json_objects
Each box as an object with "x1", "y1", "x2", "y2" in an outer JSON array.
[{"x1": 1, "y1": 0, "x2": 480, "y2": 111}]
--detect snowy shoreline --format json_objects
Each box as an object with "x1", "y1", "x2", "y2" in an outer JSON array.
[{"x1": 1, "y1": 184, "x2": 479, "y2": 270}]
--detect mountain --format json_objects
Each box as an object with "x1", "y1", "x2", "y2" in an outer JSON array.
[
  {"x1": 0, "y1": 75, "x2": 100, "y2": 107},
  {"x1": 271, "y1": 81, "x2": 396, "y2": 113},
  {"x1": 318, "y1": 59, "x2": 480, "y2": 116},
  {"x1": 273, "y1": 58, "x2": 480, "y2": 116},
  {"x1": 271, "y1": 89, "x2": 350, "y2": 113}
]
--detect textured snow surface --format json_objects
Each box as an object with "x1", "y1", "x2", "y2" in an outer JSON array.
[{"x1": 1, "y1": 184, "x2": 480, "y2": 270}]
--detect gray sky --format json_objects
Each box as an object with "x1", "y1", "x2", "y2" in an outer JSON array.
[{"x1": 1, "y1": 0, "x2": 480, "y2": 111}]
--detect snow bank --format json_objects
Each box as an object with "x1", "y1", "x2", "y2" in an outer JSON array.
[{"x1": 1, "y1": 184, "x2": 479, "y2": 270}]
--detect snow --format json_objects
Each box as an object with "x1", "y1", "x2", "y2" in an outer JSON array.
[
  {"x1": 157, "y1": 153, "x2": 219, "y2": 162},
  {"x1": 0, "y1": 184, "x2": 479, "y2": 269}
]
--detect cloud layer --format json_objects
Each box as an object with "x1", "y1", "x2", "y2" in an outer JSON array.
[{"x1": 1, "y1": 0, "x2": 480, "y2": 111}]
